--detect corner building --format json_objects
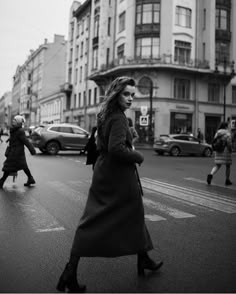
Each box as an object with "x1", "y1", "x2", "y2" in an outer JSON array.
[{"x1": 67, "y1": 0, "x2": 236, "y2": 144}]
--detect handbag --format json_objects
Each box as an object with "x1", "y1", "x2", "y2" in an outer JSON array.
[{"x1": 5, "y1": 145, "x2": 10, "y2": 157}]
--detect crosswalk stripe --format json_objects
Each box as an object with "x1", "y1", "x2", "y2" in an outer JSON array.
[
  {"x1": 145, "y1": 214, "x2": 166, "y2": 221},
  {"x1": 184, "y1": 177, "x2": 236, "y2": 191},
  {"x1": 48, "y1": 181, "x2": 86, "y2": 203},
  {"x1": 141, "y1": 178, "x2": 236, "y2": 214},
  {"x1": 143, "y1": 198, "x2": 195, "y2": 219},
  {"x1": 6, "y1": 187, "x2": 65, "y2": 233}
]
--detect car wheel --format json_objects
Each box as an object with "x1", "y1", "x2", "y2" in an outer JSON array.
[
  {"x1": 203, "y1": 147, "x2": 212, "y2": 157},
  {"x1": 46, "y1": 141, "x2": 60, "y2": 155},
  {"x1": 170, "y1": 146, "x2": 180, "y2": 156}
]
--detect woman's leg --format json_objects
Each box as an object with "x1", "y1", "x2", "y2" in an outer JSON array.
[
  {"x1": 0, "y1": 172, "x2": 10, "y2": 188},
  {"x1": 225, "y1": 164, "x2": 232, "y2": 185},
  {"x1": 211, "y1": 164, "x2": 221, "y2": 175},
  {"x1": 23, "y1": 167, "x2": 36, "y2": 186},
  {"x1": 207, "y1": 164, "x2": 221, "y2": 184}
]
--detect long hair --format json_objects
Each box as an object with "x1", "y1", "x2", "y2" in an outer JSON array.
[
  {"x1": 97, "y1": 76, "x2": 135, "y2": 128},
  {"x1": 218, "y1": 121, "x2": 228, "y2": 130}
]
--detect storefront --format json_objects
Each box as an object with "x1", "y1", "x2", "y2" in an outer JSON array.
[{"x1": 170, "y1": 112, "x2": 193, "y2": 134}]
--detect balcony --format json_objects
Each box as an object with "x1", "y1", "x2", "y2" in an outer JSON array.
[
  {"x1": 135, "y1": 23, "x2": 160, "y2": 36},
  {"x1": 60, "y1": 82, "x2": 73, "y2": 94},
  {"x1": 215, "y1": 29, "x2": 231, "y2": 41},
  {"x1": 89, "y1": 55, "x2": 210, "y2": 82}
]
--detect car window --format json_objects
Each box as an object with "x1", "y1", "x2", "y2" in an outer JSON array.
[
  {"x1": 50, "y1": 126, "x2": 60, "y2": 132},
  {"x1": 72, "y1": 127, "x2": 87, "y2": 135},
  {"x1": 58, "y1": 127, "x2": 73, "y2": 133},
  {"x1": 188, "y1": 136, "x2": 198, "y2": 142},
  {"x1": 173, "y1": 135, "x2": 188, "y2": 141}
]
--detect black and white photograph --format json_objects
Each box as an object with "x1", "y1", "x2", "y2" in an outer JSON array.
[{"x1": 0, "y1": 0, "x2": 236, "y2": 293}]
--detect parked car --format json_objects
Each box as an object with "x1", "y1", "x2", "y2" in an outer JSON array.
[
  {"x1": 153, "y1": 134, "x2": 213, "y2": 157},
  {"x1": 31, "y1": 123, "x2": 90, "y2": 155}
]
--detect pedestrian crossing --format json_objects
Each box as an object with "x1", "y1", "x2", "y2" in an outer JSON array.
[{"x1": 0, "y1": 177, "x2": 235, "y2": 234}]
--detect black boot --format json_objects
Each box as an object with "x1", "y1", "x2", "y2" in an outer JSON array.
[
  {"x1": 0, "y1": 179, "x2": 4, "y2": 189},
  {"x1": 24, "y1": 176, "x2": 36, "y2": 187},
  {"x1": 56, "y1": 263, "x2": 86, "y2": 293},
  {"x1": 137, "y1": 252, "x2": 163, "y2": 276},
  {"x1": 207, "y1": 174, "x2": 213, "y2": 185},
  {"x1": 225, "y1": 179, "x2": 232, "y2": 186}
]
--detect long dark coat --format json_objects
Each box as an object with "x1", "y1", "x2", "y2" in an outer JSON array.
[
  {"x1": 2, "y1": 126, "x2": 36, "y2": 173},
  {"x1": 71, "y1": 110, "x2": 153, "y2": 257}
]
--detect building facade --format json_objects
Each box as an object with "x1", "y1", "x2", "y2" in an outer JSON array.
[
  {"x1": 66, "y1": 0, "x2": 236, "y2": 143},
  {"x1": 12, "y1": 35, "x2": 67, "y2": 127}
]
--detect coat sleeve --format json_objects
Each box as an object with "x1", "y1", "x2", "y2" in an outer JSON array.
[
  {"x1": 18, "y1": 129, "x2": 36, "y2": 155},
  {"x1": 107, "y1": 114, "x2": 143, "y2": 164}
]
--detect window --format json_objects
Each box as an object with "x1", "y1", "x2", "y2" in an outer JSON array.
[
  {"x1": 94, "y1": 87, "x2": 97, "y2": 104},
  {"x1": 176, "y1": 6, "x2": 192, "y2": 28},
  {"x1": 174, "y1": 78, "x2": 190, "y2": 100},
  {"x1": 203, "y1": 8, "x2": 206, "y2": 30},
  {"x1": 75, "y1": 68, "x2": 78, "y2": 84},
  {"x1": 119, "y1": 11, "x2": 126, "y2": 32},
  {"x1": 216, "y1": 8, "x2": 228, "y2": 30},
  {"x1": 72, "y1": 127, "x2": 86, "y2": 135},
  {"x1": 94, "y1": 14, "x2": 99, "y2": 38},
  {"x1": 136, "y1": 37, "x2": 160, "y2": 58},
  {"x1": 106, "y1": 48, "x2": 110, "y2": 65},
  {"x1": 80, "y1": 41, "x2": 84, "y2": 57},
  {"x1": 215, "y1": 41, "x2": 229, "y2": 63},
  {"x1": 79, "y1": 66, "x2": 82, "y2": 83},
  {"x1": 136, "y1": 3, "x2": 160, "y2": 25},
  {"x1": 203, "y1": 43, "x2": 206, "y2": 60},
  {"x1": 108, "y1": 17, "x2": 111, "y2": 36},
  {"x1": 59, "y1": 127, "x2": 73, "y2": 134},
  {"x1": 92, "y1": 47, "x2": 98, "y2": 69},
  {"x1": 88, "y1": 89, "x2": 92, "y2": 106},
  {"x1": 117, "y1": 44, "x2": 125, "y2": 59},
  {"x1": 174, "y1": 41, "x2": 191, "y2": 64},
  {"x1": 208, "y1": 83, "x2": 220, "y2": 102},
  {"x1": 232, "y1": 86, "x2": 236, "y2": 104},
  {"x1": 79, "y1": 93, "x2": 81, "y2": 107}
]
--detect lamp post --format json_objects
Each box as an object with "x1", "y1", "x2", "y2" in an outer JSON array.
[
  {"x1": 215, "y1": 59, "x2": 235, "y2": 122},
  {"x1": 223, "y1": 58, "x2": 227, "y2": 122}
]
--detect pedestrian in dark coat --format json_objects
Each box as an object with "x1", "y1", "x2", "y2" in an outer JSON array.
[
  {"x1": 207, "y1": 121, "x2": 233, "y2": 186},
  {"x1": 0, "y1": 115, "x2": 36, "y2": 189},
  {"x1": 56, "y1": 77, "x2": 163, "y2": 293},
  {"x1": 84, "y1": 126, "x2": 98, "y2": 170}
]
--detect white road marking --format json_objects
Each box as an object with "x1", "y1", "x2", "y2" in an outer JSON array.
[
  {"x1": 15, "y1": 199, "x2": 65, "y2": 233},
  {"x1": 184, "y1": 177, "x2": 236, "y2": 191},
  {"x1": 145, "y1": 214, "x2": 166, "y2": 221},
  {"x1": 48, "y1": 181, "x2": 86, "y2": 203},
  {"x1": 143, "y1": 198, "x2": 195, "y2": 219},
  {"x1": 141, "y1": 178, "x2": 236, "y2": 214}
]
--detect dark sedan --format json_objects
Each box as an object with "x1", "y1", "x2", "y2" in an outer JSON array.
[{"x1": 153, "y1": 134, "x2": 213, "y2": 157}]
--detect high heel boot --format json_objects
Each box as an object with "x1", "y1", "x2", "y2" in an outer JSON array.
[
  {"x1": 137, "y1": 252, "x2": 163, "y2": 276},
  {"x1": 56, "y1": 263, "x2": 86, "y2": 293}
]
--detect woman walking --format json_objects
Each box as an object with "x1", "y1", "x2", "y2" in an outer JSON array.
[
  {"x1": 0, "y1": 115, "x2": 36, "y2": 189},
  {"x1": 207, "y1": 121, "x2": 233, "y2": 185},
  {"x1": 56, "y1": 76, "x2": 163, "y2": 293}
]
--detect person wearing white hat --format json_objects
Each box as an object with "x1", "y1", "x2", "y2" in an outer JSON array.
[{"x1": 0, "y1": 115, "x2": 36, "y2": 189}]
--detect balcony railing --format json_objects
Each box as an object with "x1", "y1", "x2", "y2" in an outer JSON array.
[
  {"x1": 60, "y1": 82, "x2": 73, "y2": 93},
  {"x1": 97, "y1": 54, "x2": 210, "y2": 73}
]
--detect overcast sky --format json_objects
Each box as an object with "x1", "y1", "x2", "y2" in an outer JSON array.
[{"x1": 0, "y1": 0, "x2": 85, "y2": 97}]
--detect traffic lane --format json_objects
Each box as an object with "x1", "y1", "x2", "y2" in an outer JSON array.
[{"x1": 138, "y1": 149, "x2": 236, "y2": 198}]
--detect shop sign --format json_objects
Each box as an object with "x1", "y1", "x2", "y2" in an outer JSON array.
[{"x1": 140, "y1": 115, "x2": 149, "y2": 126}]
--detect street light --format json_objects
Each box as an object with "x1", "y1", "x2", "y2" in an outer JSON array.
[
  {"x1": 138, "y1": 79, "x2": 159, "y2": 144},
  {"x1": 215, "y1": 59, "x2": 235, "y2": 122}
]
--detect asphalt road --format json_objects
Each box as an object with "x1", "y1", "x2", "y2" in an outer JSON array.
[{"x1": 0, "y1": 140, "x2": 235, "y2": 293}]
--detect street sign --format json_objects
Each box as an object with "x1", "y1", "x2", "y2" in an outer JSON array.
[
  {"x1": 141, "y1": 105, "x2": 148, "y2": 116},
  {"x1": 140, "y1": 115, "x2": 149, "y2": 126}
]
